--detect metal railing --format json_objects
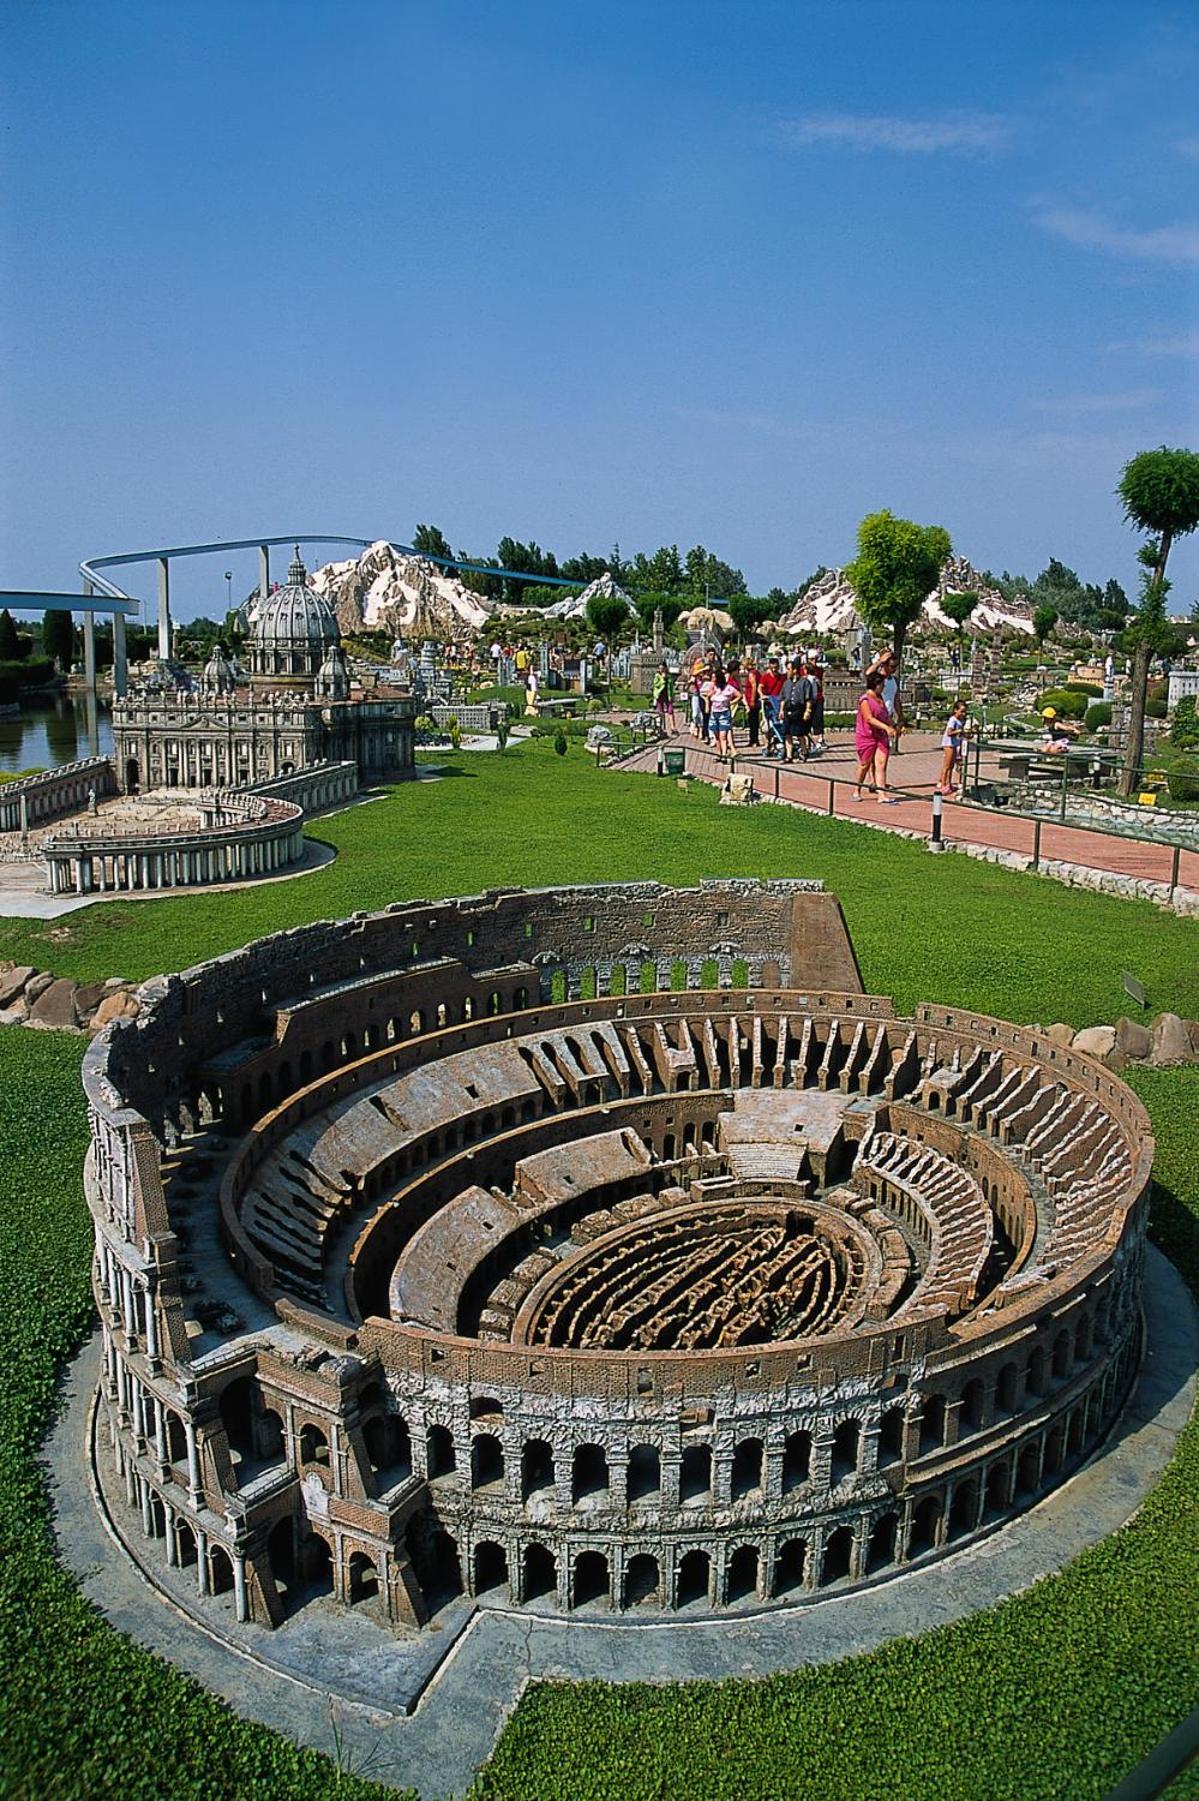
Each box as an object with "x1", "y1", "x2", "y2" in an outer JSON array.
[{"x1": 620, "y1": 738, "x2": 1198, "y2": 903}]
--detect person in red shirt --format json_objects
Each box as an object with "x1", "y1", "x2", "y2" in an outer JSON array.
[
  {"x1": 758, "y1": 655, "x2": 785, "y2": 756},
  {"x1": 742, "y1": 658, "x2": 761, "y2": 747}
]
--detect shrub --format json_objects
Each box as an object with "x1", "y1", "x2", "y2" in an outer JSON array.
[
  {"x1": 0, "y1": 656, "x2": 53, "y2": 691},
  {"x1": 552, "y1": 726, "x2": 568, "y2": 757},
  {"x1": 1036, "y1": 688, "x2": 1088, "y2": 720},
  {"x1": 1065, "y1": 681, "x2": 1103, "y2": 697},
  {"x1": 449, "y1": 718, "x2": 462, "y2": 751},
  {"x1": 1147, "y1": 697, "x2": 1168, "y2": 720},
  {"x1": 1171, "y1": 695, "x2": 1199, "y2": 751},
  {"x1": 1085, "y1": 702, "x2": 1113, "y2": 732}
]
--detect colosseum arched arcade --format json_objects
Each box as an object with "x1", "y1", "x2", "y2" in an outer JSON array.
[{"x1": 83, "y1": 881, "x2": 1151, "y2": 1636}]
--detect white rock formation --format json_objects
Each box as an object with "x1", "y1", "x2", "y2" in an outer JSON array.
[
  {"x1": 779, "y1": 557, "x2": 1034, "y2": 638},
  {"x1": 541, "y1": 571, "x2": 633, "y2": 621},
  {"x1": 307, "y1": 541, "x2": 495, "y2": 638}
]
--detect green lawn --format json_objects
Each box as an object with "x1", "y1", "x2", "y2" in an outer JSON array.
[
  {"x1": 1, "y1": 739, "x2": 1197, "y2": 1029},
  {"x1": 1, "y1": 738, "x2": 1197, "y2": 1800}
]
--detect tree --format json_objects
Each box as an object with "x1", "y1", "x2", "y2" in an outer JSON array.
[
  {"x1": 0, "y1": 609, "x2": 19, "y2": 660},
  {"x1": 586, "y1": 592, "x2": 629, "y2": 640},
  {"x1": 727, "y1": 595, "x2": 775, "y2": 640},
  {"x1": 683, "y1": 544, "x2": 747, "y2": 599},
  {"x1": 940, "y1": 589, "x2": 978, "y2": 670},
  {"x1": 1032, "y1": 603, "x2": 1059, "y2": 648},
  {"x1": 42, "y1": 609, "x2": 74, "y2": 670},
  {"x1": 412, "y1": 524, "x2": 453, "y2": 562},
  {"x1": 845, "y1": 510, "x2": 951, "y2": 672},
  {"x1": 1115, "y1": 446, "x2": 1199, "y2": 795}
]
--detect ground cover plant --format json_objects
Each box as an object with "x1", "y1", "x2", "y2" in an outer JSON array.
[{"x1": 1, "y1": 738, "x2": 1197, "y2": 1798}]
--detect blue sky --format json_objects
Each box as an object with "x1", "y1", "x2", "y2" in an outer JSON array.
[{"x1": 2, "y1": 0, "x2": 1197, "y2": 621}]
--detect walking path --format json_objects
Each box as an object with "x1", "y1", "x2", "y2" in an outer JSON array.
[{"x1": 623, "y1": 731, "x2": 1199, "y2": 907}]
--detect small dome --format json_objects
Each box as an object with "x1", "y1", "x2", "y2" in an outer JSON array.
[{"x1": 253, "y1": 548, "x2": 340, "y2": 652}]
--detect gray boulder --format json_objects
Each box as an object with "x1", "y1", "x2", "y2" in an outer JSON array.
[
  {"x1": 1114, "y1": 1017, "x2": 1152, "y2": 1060},
  {"x1": 1072, "y1": 1025, "x2": 1116, "y2": 1060},
  {"x1": 1150, "y1": 1012, "x2": 1193, "y2": 1066}
]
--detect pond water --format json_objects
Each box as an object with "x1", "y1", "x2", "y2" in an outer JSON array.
[{"x1": 0, "y1": 694, "x2": 114, "y2": 774}]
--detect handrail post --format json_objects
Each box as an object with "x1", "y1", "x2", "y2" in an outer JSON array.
[
  {"x1": 1032, "y1": 816, "x2": 1042, "y2": 869},
  {"x1": 774, "y1": 765, "x2": 780, "y2": 801},
  {"x1": 1169, "y1": 842, "x2": 1181, "y2": 903},
  {"x1": 827, "y1": 779, "x2": 835, "y2": 816},
  {"x1": 1060, "y1": 754, "x2": 1069, "y2": 823}
]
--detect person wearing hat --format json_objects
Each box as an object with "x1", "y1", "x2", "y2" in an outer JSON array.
[{"x1": 1040, "y1": 706, "x2": 1078, "y2": 754}]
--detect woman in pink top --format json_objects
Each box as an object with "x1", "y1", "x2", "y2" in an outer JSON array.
[{"x1": 853, "y1": 671, "x2": 899, "y2": 802}]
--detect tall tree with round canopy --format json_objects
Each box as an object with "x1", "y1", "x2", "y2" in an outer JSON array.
[
  {"x1": 1116, "y1": 446, "x2": 1199, "y2": 796},
  {"x1": 846, "y1": 511, "x2": 951, "y2": 679}
]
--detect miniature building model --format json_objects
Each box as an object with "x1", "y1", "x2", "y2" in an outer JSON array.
[
  {"x1": 112, "y1": 550, "x2": 414, "y2": 790},
  {"x1": 84, "y1": 882, "x2": 1150, "y2": 1629}
]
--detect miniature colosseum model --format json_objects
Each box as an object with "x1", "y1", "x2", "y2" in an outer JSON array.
[{"x1": 84, "y1": 881, "x2": 1151, "y2": 1626}]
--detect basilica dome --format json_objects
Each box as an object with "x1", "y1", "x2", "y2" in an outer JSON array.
[{"x1": 250, "y1": 548, "x2": 341, "y2": 684}]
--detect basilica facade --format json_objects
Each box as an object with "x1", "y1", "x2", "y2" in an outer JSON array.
[{"x1": 112, "y1": 551, "x2": 414, "y2": 791}]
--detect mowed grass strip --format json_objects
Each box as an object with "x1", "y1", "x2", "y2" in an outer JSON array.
[{"x1": 0, "y1": 740, "x2": 1197, "y2": 1030}]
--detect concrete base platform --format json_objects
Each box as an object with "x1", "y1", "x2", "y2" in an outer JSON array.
[
  {"x1": 43, "y1": 1246, "x2": 1197, "y2": 1800},
  {"x1": 0, "y1": 836, "x2": 337, "y2": 918}
]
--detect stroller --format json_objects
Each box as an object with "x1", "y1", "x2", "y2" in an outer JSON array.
[{"x1": 762, "y1": 696, "x2": 785, "y2": 757}]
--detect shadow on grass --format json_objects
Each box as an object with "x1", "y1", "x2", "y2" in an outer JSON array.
[{"x1": 1150, "y1": 1177, "x2": 1199, "y2": 1299}]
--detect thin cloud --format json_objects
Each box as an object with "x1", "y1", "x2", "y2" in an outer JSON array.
[
  {"x1": 1107, "y1": 332, "x2": 1199, "y2": 359},
  {"x1": 773, "y1": 111, "x2": 1013, "y2": 156},
  {"x1": 1176, "y1": 134, "x2": 1199, "y2": 160},
  {"x1": 1033, "y1": 204, "x2": 1199, "y2": 266},
  {"x1": 1030, "y1": 389, "x2": 1162, "y2": 416}
]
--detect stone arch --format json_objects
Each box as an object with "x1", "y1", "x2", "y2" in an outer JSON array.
[
  {"x1": 573, "y1": 1550, "x2": 610, "y2": 1608},
  {"x1": 726, "y1": 1544, "x2": 759, "y2": 1602},
  {"x1": 919, "y1": 1394, "x2": 948, "y2": 1454},
  {"x1": 1015, "y1": 1439, "x2": 1042, "y2": 1498},
  {"x1": 877, "y1": 1406, "x2": 904, "y2": 1467},
  {"x1": 830, "y1": 1419, "x2": 860, "y2": 1486},
  {"x1": 624, "y1": 1553, "x2": 661, "y2": 1608},
  {"x1": 861, "y1": 1510, "x2": 896, "y2": 1574},
  {"x1": 523, "y1": 1541, "x2": 556, "y2": 1602},
  {"x1": 426, "y1": 1424, "x2": 456, "y2": 1480},
  {"x1": 676, "y1": 1548, "x2": 711, "y2": 1608},
  {"x1": 473, "y1": 1540, "x2": 508, "y2": 1596},
  {"x1": 572, "y1": 1444, "x2": 609, "y2": 1503},
  {"x1": 959, "y1": 1378, "x2": 986, "y2": 1433},
  {"x1": 348, "y1": 1550, "x2": 379, "y2": 1606},
  {"x1": 783, "y1": 1429, "x2": 812, "y2": 1491},
  {"x1": 731, "y1": 1437, "x2": 764, "y2": 1500},
  {"x1": 471, "y1": 1433, "x2": 504, "y2": 1490},
  {"x1": 1052, "y1": 1330, "x2": 1072, "y2": 1381},
  {"x1": 984, "y1": 1459, "x2": 1011, "y2": 1520},
  {"x1": 680, "y1": 1443, "x2": 712, "y2": 1503},
  {"x1": 821, "y1": 1525, "x2": 854, "y2": 1585},
  {"x1": 948, "y1": 1478, "x2": 978, "y2": 1540},
  {"x1": 909, "y1": 1492, "x2": 942, "y2": 1556},
  {"x1": 628, "y1": 1443, "x2": 661, "y2": 1502},
  {"x1": 996, "y1": 1361, "x2": 1021, "y2": 1415},
  {"x1": 364, "y1": 1411, "x2": 410, "y2": 1483},
  {"x1": 218, "y1": 1375, "x2": 256, "y2": 1464},
  {"x1": 522, "y1": 1439, "x2": 554, "y2": 1501},
  {"x1": 298, "y1": 1421, "x2": 330, "y2": 1473},
  {"x1": 209, "y1": 1543, "x2": 236, "y2": 1596},
  {"x1": 773, "y1": 1537, "x2": 807, "y2": 1595},
  {"x1": 267, "y1": 1517, "x2": 297, "y2": 1612},
  {"x1": 1026, "y1": 1345, "x2": 1047, "y2": 1396}
]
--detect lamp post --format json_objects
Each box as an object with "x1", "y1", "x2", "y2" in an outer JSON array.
[{"x1": 225, "y1": 571, "x2": 233, "y2": 617}]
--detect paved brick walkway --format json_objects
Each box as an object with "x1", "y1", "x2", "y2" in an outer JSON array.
[{"x1": 625, "y1": 731, "x2": 1199, "y2": 903}]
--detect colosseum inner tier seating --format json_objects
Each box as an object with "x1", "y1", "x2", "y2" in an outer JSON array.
[{"x1": 83, "y1": 880, "x2": 1151, "y2": 1627}]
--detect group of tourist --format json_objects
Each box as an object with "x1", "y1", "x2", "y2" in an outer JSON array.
[
  {"x1": 671, "y1": 650, "x2": 829, "y2": 764},
  {"x1": 651, "y1": 644, "x2": 973, "y2": 805}
]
